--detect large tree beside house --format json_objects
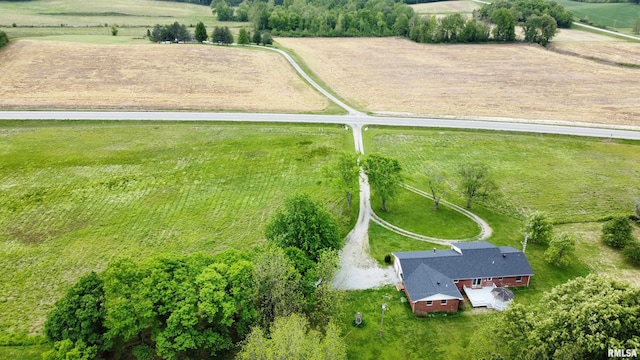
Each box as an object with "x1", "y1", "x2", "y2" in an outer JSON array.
[
  {"x1": 457, "y1": 162, "x2": 497, "y2": 209},
  {"x1": 493, "y1": 274, "x2": 640, "y2": 359}
]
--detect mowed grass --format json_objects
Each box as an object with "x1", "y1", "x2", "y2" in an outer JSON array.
[
  {"x1": 372, "y1": 187, "x2": 480, "y2": 239},
  {"x1": 0, "y1": 121, "x2": 354, "y2": 343},
  {"x1": 364, "y1": 127, "x2": 640, "y2": 223},
  {"x1": 554, "y1": 0, "x2": 640, "y2": 29},
  {"x1": 339, "y1": 287, "x2": 494, "y2": 360}
]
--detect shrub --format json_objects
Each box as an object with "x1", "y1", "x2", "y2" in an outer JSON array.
[
  {"x1": 523, "y1": 211, "x2": 553, "y2": 245},
  {"x1": 601, "y1": 216, "x2": 634, "y2": 248},
  {"x1": 0, "y1": 31, "x2": 9, "y2": 49},
  {"x1": 384, "y1": 254, "x2": 392, "y2": 263},
  {"x1": 623, "y1": 241, "x2": 640, "y2": 266}
]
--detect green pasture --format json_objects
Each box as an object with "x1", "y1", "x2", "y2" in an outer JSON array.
[
  {"x1": 0, "y1": 121, "x2": 354, "y2": 345},
  {"x1": 555, "y1": 0, "x2": 640, "y2": 29},
  {"x1": 364, "y1": 127, "x2": 640, "y2": 224}
]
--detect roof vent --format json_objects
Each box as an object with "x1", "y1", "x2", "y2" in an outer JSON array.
[
  {"x1": 492, "y1": 260, "x2": 495, "y2": 264},
  {"x1": 433, "y1": 248, "x2": 436, "y2": 254},
  {"x1": 437, "y1": 281, "x2": 440, "y2": 285},
  {"x1": 503, "y1": 254, "x2": 506, "y2": 258}
]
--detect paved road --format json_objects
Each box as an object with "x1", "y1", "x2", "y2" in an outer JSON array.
[{"x1": 2, "y1": 111, "x2": 639, "y2": 140}]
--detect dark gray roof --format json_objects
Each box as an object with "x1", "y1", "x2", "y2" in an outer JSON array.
[
  {"x1": 403, "y1": 264, "x2": 463, "y2": 301},
  {"x1": 394, "y1": 242, "x2": 534, "y2": 300}
]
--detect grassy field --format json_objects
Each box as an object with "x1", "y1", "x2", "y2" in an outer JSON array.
[
  {"x1": 410, "y1": 1, "x2": 480, "y2": 15},
  {"x1": 364, "y1": 127, "x2": 640, "y2": 223},
  {"x1": 0, "y1": 40, "x2": 329, "y2": 113},
  {"x1": 555, "y1": 0, "x2": 640, "y2": 29},
  {"x1": 276, "y1": 37, "x2": 640, "y2": 126},
  {"x1": 0, "y1": 121, "x2": 354, "y2": 344}
]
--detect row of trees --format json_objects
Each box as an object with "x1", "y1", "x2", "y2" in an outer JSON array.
[
  {"x1": 43, "y1": 194, "x2": 346, "y2": 359},
  {"x1": 324, "y1": 152, "x2": 498, "y2": 214},
  {"x1": 149, "y1": 21, "x2": 190, "y2": 42},
  {"x1": 523, "y1": 211, "x2": 576, "y2": 266},
  {"x1": 211, "y1": 0, "x2": 570, "y2": 45}
]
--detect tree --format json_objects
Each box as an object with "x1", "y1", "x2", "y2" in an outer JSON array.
[
  {"x1": 110, "y1": 24, "x2": 118, "y2": 36},
  {"x1": 494, "y1": 274, "x2": 640, "y2": 359},
  {"x1": 490, "y1": 8, "x2": 516, "y2": 41},
  {"x1": 265, "y1": 194, "x2": 341, "y2": 261},
  {"x1": 602, "y1": 216, "x2": 634, "y2": 248},
  {"x1": 324, "y1": 152, "x2": 360, "y2": 210},
  {"x1": 457, "y1": 162, "x2": 497, "y2": 209},
  {"x1": 523, "y1": 14, "x2": 557, "y2": 46},
  {"x1": 251, "y1": 245, "x2": 304, "y2": 328},
  {"x1": 251, "y1": 29, "x2": 262, "y2": 44},
  {"x1": 237, "y1": 27, "x2": 250, "y2": 45},
  {"x1": 42, "y1": 339, "x2": 97, "y2": 360},
  {"x1": 310, "y1": 249, "x2": 343, "y2": 326},
  {"x1": 215, "y1": 1, "x2": 234, "y2": 21},
  {"x1": 0, "y1": 30, "x2": 9, "y2": 48},
  {"x1": 544, "y1": 232, "x2": 576, "y2": 266},
  {"x1": 424, "y1": 167, "x2": 447, "y2": 210},
  {"x1": 523, "y1": 211, "x2": 553, "y2": 245},
  {"x1": 212, "y1": 26, "x2": 234, "y2": 44},
  {"x1": 261, "y1": 31, "x2": 273, "y2": 45},
  {"x1": 237, "y1": 314, "x2": 347, "y2": 360},
  {"x1": 195, "y1": 21, "x2": 208, "y2": 42},
  {"x1": 363, "y1": 154, "x2": 402, "y2": 212},
  {"x1": 44, "y1": 272, "x2": 108, "y2": 351}
]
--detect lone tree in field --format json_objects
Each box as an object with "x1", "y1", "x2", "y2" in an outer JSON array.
[
  {"x1": 324, "y1": 152, "x2": 360, "y2": 210},
  {"x1": 602, "y1": 216, "x2": 634, "y2": 248},
  {"x1": 544, "y1": 232, "x2": 576, "y2": 266},
  {"x1": 457, "y1": 162, "x2": 497, "y2": 209},
  {"x1": 363, "y1": 154, "x2": 402, "y2": 212},
  {"x1": 110, "y1": 24, "x2": 119, "y2": 36},
  {"x1": 523, "y1": 211, "x2": 553, "y2": 245},
  {"x1": 265, "y1": 194, "x2": 341, "y2": 261},
  {"x1": 237, "y1": 27, "x2": 250, "y2": 45},
  {"x1": 424, "y1": 167, "x2": 447, "y2": 210},
  {"x1": 195, "y1": 21, "x2": 208, "y2": 42}
]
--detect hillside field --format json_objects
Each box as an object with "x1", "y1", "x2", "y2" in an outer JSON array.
[
  {"x1": 277, "y1": 37, "x2": 640, "y2": 126},
  {"x1": 0, "y1": 121, "x2": 353, "y2": 342}
]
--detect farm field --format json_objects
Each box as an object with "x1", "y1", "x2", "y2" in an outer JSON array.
[
  {"x1": 410, "y1": 1, "x2": 480, "y2": 15},
  {"x1": 0, "y1": 0, "x2": 215, "y2": 29},
  {"x1": 276, "y1": 37, "x2": 640, "y2": 126},
  {"x1": 0, "y1": 121, "x2": 353, "y2": 343},
  {"x1": 554, "y1": 0, "x2": 640, "y2": 30},
  {"x1": 550, "y1": 28, "x2": 640, "y2": 66},
  {"x1": 0, "y1": 41, "x2": 329, "y2": 113},
  {"x1": 363, "y1": 127, "x2": 640, "y2": 223}
]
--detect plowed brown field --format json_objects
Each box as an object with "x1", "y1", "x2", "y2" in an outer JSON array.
[
  {"x1": 0, "y1": 41, "x2": 328, "y2": 112},
  {"x1": 278, "y1": 37, "x2": 640, "y2": 126}
]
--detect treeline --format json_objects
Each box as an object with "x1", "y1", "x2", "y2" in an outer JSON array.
[
  {"x1": 149, "y1": 21, "x2": 190, "y2": 42},
  {"x1": 0, "y1": 31, "x2": 8, "y2": 48},
  {"x1": 42, "y1": 194, "x2": 346, "y2": 359},
  {"x1": 158, "y1": 0, "x2": 213, "y2": 5},
  {"x1": 213, "y1": 0, "x2": 571, "y2": 45}
]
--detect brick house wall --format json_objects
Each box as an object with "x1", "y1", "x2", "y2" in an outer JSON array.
[{"x1": 411, "y1": 299, "x2": 460, "y2": 315}]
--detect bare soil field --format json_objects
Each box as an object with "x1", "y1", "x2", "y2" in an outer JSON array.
[
  {"x1": 277, "y1": 37, "x2": 640, "y2": 126},
  {"x1": 550, "y1": 29, "x2": 640, "y2": 66},
  {"x1": 0, "y1": 41, "x2": 328, "y2": 112},
  {"x1": 410, "y1": 1, "x2": 480, "y2": 14}
]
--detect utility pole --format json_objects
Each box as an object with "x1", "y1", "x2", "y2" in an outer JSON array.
[{"x1": 379, "y1": 299, "x2": 387, "y2": 337}]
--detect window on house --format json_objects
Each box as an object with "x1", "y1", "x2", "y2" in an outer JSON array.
[
  {"x1": 498, "y1": 277, "x2": 503, "y2": 280},
  {"x1": 453, "y1": 279, "x2": 459, "y2": 283},
  {"x1": 472, "y1": 278, "x2": 481, "y2": 286},
  {"x1": 516, "y1": 276, "x2": 522, "y2": 282},
  {"x1": 426, "y1": 301, "x2": 433, "y2": 306},
  {"x1": 441, "y1": 300, "x2": 447, "y2": 305}
]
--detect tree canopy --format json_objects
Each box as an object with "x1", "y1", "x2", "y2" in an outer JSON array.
[
  {"x1": 324, "y1": 152, "x2": 360, "y2": 210},
  {"x1": 150, "y1": 22, "x2": 190, "y2": 42},
  {"x1": 523, "y1": 211, "x2": 553, "y2": 245},
  {"x1": 0, "y1": 30, "x2": 9, "y2": 48},
  {"x1": 457, "y1": 162, "x2": 497, "y2": 209},
  {"x1": 265, "y1": 193, "x2": 341, "y2": 261},
  {"x1": 494, "y1": 274, "x2": 640, "y2": 359},
  {"x1": 363, "y1": 154, "x2": 402, "y2": 212},
  {"x1": 544, "y1": 232, "x2": 576, "y2": 266},
  {"x1": 602, "y1": 216, "x2": 634, "y2": 248},
  {"x1": 195, "y1": 21, "x2": 208, "y2": 42}
]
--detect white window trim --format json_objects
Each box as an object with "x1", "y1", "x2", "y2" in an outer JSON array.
[
  {"x1": 441, "y1": 300, "x2": 447, "y2": 305},
  {"x1": 516, "y1": 276, "x2": 523, "y2": 282},
  {"x1": 426, "y1": 301, "x2": 433, "y2": 306}
]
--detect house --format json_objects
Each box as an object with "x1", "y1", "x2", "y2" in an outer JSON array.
[{"x1": 393, "y1": 241, "x2": 533, "y2": 315}]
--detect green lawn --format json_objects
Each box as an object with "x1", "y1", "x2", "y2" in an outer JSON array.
[
  {"x1": 364, "y1": 128, "x2": 640, "y2": 224},
  {"x1": 554, "y1": 0, "x2": 640, "y2": 29},
  {"x1": 372, "y1": 187, "x2": 480, "y2": 240},
  {"x1": 0, "y1": 121, "x2": 354, "y2": 346}
]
